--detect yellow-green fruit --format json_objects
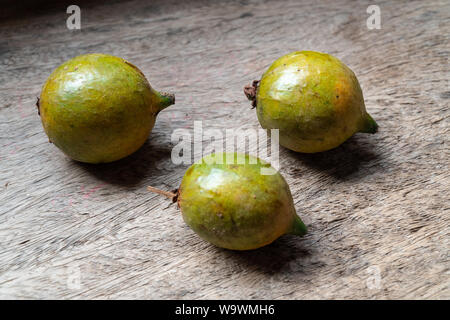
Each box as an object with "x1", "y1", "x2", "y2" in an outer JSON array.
[
  {"x1": 245, "y1": 51, "x2": 377, "y2": 153},
  {"x1": 178, "y1": 153, "x2": 307, "y2": 250},
  {"x1": 38, "y1": 53, "x2": 175, "y2": 163}
]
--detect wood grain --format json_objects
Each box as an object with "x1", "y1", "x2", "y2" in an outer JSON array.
[{"x1": 0, "y1": 0, "x2": 448, "y2": 299}]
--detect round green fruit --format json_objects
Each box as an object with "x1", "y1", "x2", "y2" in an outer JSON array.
[
  {"x1": 38, "y1": 53, "x2": 175, "y2": 163},
  {"x1": 245, "y1": 51, "x2": 377, "y2": 153},
  {"x1": 175, "y1": 153, "x2": 307, "y2": 250}
]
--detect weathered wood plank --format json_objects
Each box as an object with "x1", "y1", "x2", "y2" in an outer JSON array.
[{"x1": 0, "y1": 0, "x2": 448, "y2": 299}]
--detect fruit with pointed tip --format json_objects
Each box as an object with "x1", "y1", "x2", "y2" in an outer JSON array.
[
  {"x1": 149, "y1": 153, "x2": 307, "y2": 250},
  {"x1": 38, "y1": 53, "x2": 175, "y2": 163},
  {"x1": 244, "y1": 51, "x2": 377, "y2": 153}
]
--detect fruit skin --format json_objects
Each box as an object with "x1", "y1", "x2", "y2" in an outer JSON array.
[
  {"x1": 178, "y1": 153, "x2": 307, "y2": 250},
  {"x1": 248, "y1": 51, "x2": 377, "y2": 153},
  {"x1": 39, "y1": 53, "x2": 174, "y2": 163}
]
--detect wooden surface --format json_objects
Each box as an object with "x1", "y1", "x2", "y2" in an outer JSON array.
[{"x1": 0, "y1": 0, "x2": 449, "y2": 299}]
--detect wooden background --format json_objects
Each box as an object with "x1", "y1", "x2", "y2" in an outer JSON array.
[{"x1": 0, "y1": 0, "x2": 448, "y2": 299}]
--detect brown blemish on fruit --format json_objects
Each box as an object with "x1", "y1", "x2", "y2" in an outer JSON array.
[
  {"x1": 244, "y1": 80, "x2": 259, "y2": 109},
  {"x1": 36, "y1": 97, "x2": 40, "y2": 115}
]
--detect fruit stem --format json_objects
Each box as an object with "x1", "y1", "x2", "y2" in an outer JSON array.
[
  {"x1": 147, "y1": 186, "x2": 178, "y2": 203},
  {"x1": 156, "y1": 91, "x2": 175, "y2": 111},
  {"x1": 244, "y1": 80, "x2": 259, "y2": 109}
]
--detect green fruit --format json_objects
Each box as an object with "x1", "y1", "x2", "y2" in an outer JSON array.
[
  {"x1": 176, "y1": 153, "x2": 307, "y2": 250},
  {"x1": 38, "y1": 53, "x2": 175, "y2": 163},
  {"x1": 244, "y1": 51, "x2": 377, "y2": 153}
]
